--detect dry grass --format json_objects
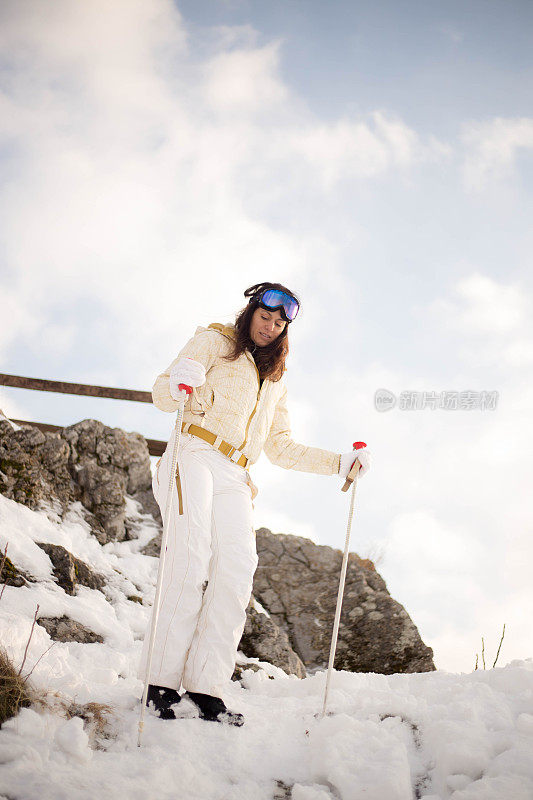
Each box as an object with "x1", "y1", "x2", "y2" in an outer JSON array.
[
  {"x1": 32, "y1": 691, "x2": 117, "y2": 749},
  {"x1": 474, "y1": 623, "x2": 506, "y2": 670},
  {"x1": 357, "y1": 541, "x2": 386, "y2": 571},
  {"x1": 0, "y1": 643, "x2": 34, "y2": 727}
]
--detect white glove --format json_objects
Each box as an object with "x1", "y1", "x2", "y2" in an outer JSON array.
[
  {"x1": 339, "y1": 447, "x2": 372, "y2": 480},
  {"x1": 169, "y1": 357, "x2": 206, "y2": 400}
]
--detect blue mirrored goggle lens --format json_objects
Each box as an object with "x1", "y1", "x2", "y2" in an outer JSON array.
[{"x1": 260, "y1": 289, "x2": 299, "y2": 320}]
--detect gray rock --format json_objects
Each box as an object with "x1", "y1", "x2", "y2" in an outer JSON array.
[
  {"x1": 62, "y1": 419, "x2": 151, "y2": 494},
  {"x1": 0, "y1": 554, "x2": 30, "y2": 588},
  {"x1": 238, "y1": 596, "x2": 307, "y2": 678},
  {"x1": 37, "y1": 615, "x2": 104, "y2": 643},
  {"x1": 253, "y1": 527, "x2": 435, "y2": 675},
  {"x1": 62, "y1": 419, "x2": 153, "y2": 542},
  {"x1": 231, "y1": 661, "x2": 268, "y2": 682},
  {"x1": 75, "y1": 461, "x2": 126, "y2": 544},
  {"x1": 141, "y1": 531, "x2": 162, "y2": 558},
  {"x1": 0, "y1": 418, "x2": 154, "y2": 544},
  {"x1": 0, "y1": 420, "x2": 75, "y2": 510},
  {"x1": 36, "y1": 542, "x2": 106, "y2": 596},
  {"x1": 130, "y1": 487, "x2": 161, "y2": 527}
]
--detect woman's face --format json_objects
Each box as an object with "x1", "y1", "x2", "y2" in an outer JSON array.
[{"x1": 249, "y1": 306, "x2": 287, "y2": 347}]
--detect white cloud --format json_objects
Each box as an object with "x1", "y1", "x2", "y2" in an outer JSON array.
[
  {"x1": 254, "y1": 506, "x2": 320, "y2": 545},
  {"x1": 280, "y1": 111, "x2": 450, "y2": 189},
  {"x1": 0, "y1": 390, "x2": 29, "y2": 423},
  {"x1": 203, "y1": 41, "x2": 289, "y2": 112},
  {"x1": 462, "y1": 116, "x2": 533, "y2": 190},
  {"x1": 502, "y1": 338, "x2": 533, "y2": 366},
  {"x1": 0, "y1": 287, "x2": 45, "y2": 361},
  {"x1": 427, "y1": 272, "x2": 533, "y2": 367},
  {"x1": 436, "y1": 272, "x2": 527, "y2": 334}
]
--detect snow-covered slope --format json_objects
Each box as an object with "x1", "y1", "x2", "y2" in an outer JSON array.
[{"x1": 0, "y1": 494, "x2": 532, "y2": 800}]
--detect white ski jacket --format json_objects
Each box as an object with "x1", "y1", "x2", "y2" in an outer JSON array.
[{"x1": 152, "y1": 322, "x2": 341, "y2": 483}]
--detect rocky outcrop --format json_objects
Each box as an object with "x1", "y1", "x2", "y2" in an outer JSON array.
[
  {"x1": 0, "y1": 555, "x2": 32, "y2": 588},
  {"x1": 0, "y1": 418, "x2": 153, "y2": 543},
  {"x1": 239, "y1": 597, "x2": 307, "y2": 679},
  {"x1": 36, "y1": 616, "x2": 104, "y2": 644},
  {"x1": 0, "y1": 421, "x2": 73, "y2": 510},
  {"x1": 35, "y1": 543, "x2": 106, "y2": 596},
  {"x1": 253, "y1": 527, "x2": 435, "y2": 674},
  {"x1": 62, "y1": 419, "x2": 152, "y2": 543}
]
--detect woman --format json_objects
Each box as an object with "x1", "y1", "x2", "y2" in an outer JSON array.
[{"x1": 137, "y1": 282, "x2": 371, "y2": 726}]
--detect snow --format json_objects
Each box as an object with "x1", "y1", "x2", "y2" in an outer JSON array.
[
  {"x1": 0, "y1": 410, "x2": 21, "y2": 431},
  {"x1": 252, "y1": 596, "x2": 271, "y2": 618},
  {"x1": 1, "y1": 493, "x2": 533, "y2": 799}
]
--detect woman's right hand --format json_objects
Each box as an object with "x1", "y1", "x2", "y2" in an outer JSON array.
[
  {"x1": 169, "y1": 357, "x2": 206, "y2": 400},
  {"x1": 339, "y1": 447, "x2": 372, "y2": 479}
]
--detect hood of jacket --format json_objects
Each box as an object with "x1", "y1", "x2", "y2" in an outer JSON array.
[{"x1": 191, "y1": 322, "x2": 236, "y2": 340}]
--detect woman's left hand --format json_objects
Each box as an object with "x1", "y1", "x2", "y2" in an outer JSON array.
[{"x1": 339, "y1": 447, "x2": 372, "y2": 479}]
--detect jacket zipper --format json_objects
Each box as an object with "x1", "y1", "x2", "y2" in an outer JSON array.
[{"x1": 238, "y1": 354, "x2": 261, "y2": 451}]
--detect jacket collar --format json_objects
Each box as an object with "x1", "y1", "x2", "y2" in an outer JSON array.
[{"x1": 207, "y1": 322, "x2": 236, "y2": 340}]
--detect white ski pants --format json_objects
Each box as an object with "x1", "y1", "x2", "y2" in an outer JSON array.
[{"x1": 136, "y1": 431, "x2": 258, "y2": 697}]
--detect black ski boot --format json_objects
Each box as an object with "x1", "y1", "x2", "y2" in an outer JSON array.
[
  {"x1": 183, "y1": 691, "x2": 244, "y2": 727},
  {"x1": 145, "y1": 684, "x2": 182, "y2": 719}
]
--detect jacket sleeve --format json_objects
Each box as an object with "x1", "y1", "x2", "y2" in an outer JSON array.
[
  {"x1": 152, "y1": 330, "x2": 221, "y2": 412},
  {"x1": 263, "y1": 383, "x2": 341, "y2": 475}
]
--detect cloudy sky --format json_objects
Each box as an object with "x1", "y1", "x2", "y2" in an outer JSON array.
[{"x1": 1, "y1": 0, "x2": 532, "y2": 673}]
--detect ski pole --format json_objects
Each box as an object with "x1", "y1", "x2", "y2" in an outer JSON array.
[
  {"x1": 137, "y1": 384, "x2": 192, "y2": 748},
  {"x1": 319, "y1": 442, "x2": 367, "y2": 720}
]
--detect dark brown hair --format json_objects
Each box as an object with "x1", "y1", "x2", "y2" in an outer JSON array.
[{"x1": 222, "y1": 282, "x2": 300, "y2": 382}]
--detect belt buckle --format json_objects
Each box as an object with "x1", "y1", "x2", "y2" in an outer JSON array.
[{"x1": 229, "y1": 448, "x2": 242, "y2": 464}]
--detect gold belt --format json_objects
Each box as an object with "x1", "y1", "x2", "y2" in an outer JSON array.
[{"x1": 181, "y1": 423, "x2": 249, "y2": 468}]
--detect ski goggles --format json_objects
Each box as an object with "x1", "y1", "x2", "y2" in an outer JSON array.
[{"x1": 255, "y1": 289, "x2": 300, "y2": 322}]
